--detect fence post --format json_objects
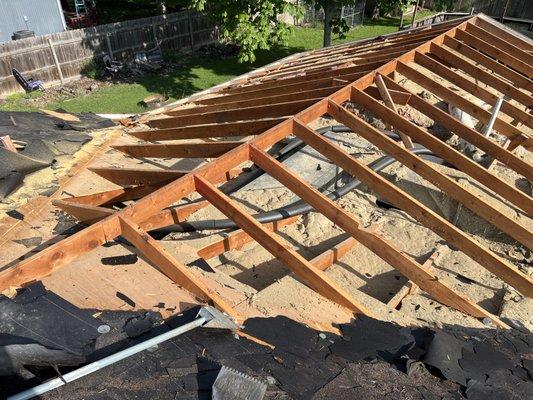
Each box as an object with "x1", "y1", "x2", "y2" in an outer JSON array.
[
  {"x1": 48, "y1": 39, "x2": 64, "y2": 84},
  {"x1": 187, "y1": 10, "x2": 195, "y2": 50},
  {"x1": 105, "y1": 33, "x2": 114, "y2": 59}
]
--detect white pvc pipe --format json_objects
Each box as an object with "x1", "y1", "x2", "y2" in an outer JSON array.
[
  {"x1": 483, "y1": 97, "x2": 504, "y2": 138},
  {"x1": 8, "y1": 316, "x2": 207, "y2": 400}
]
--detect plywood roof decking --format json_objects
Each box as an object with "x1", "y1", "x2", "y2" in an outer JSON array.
[{"x1": 1, "y1": 14, "x2": 531, "y2": 328}]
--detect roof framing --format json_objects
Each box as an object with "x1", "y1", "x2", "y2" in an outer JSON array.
[{"x1": 1, "y1": 14, "x2": 531, "y2": 328}]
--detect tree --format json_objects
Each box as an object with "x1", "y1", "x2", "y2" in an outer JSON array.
[
  {"x1": 304, "y1": 0, "x2": 408, "y2": 48},
  {"x1": 192, "y1": 0, "x2": 303, "y2": 63}
]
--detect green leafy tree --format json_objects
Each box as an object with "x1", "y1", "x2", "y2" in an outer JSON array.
[
  {"x1": 304, "y1": 0, "x2": 408, "y2": 47},
  {"x1": 192, "y1": 0, "x2": 303, "y2": 63}
]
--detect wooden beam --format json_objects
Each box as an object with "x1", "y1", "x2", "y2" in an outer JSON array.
[
  {"x1": 193, "y1": 173, "x2": 374, "y2": 316},
  {"x1": 113, "y1": 141, "x2": 242, "y2": 159},
  {"x1": 148, "y1": 98, "x2": 318, "y2": 129},
  {"x1": 89, "y1": 166, "x2": 248, "y2": 187},
  {"x1": 375, "y1": 74, "x2": 414, "y2": 148},
  {"x1": 168, "y1": 87, "x2": 340, "y2": 117},
  {"x1": 332, "y1": 95, "x2": 533, "y2": 248},
  {"x1": 292, "y1": 118, "x2": 533, "y2": 298},
  {"x1": 198, "y1": 78, "x2": 345, "y2": 105},
  {"x1": 464, "y1": 23, "x2": 533, "y2": 71},
  {"x1": 53, "y1": 200, "x2": 115, "y2": 223},
  {"x1": 433, "y1": 40, "x2": 533, "y2": 107},
  {"x1": 62, "y1": 185, "x2": 159, "y2": 206},
  {"x1": 381, "y1": 75, "x2": 533, "y2": 179},
  {"x1": 197, "y1": 216, "x2": 300, "y2": 260},
  {"x1": 474, "y1": 16, "x2": 533, "y2": 52},
  {"x1": 118, "y1": 216, "x2": 239, "y2": 319},
  {"x1": 365, "y1": 86, "x2": 411, "y2": 106},
  {"x1": 249, "y1": 143, "x2": 507, "y2": 326},
  {"x1": 387, "y1": 250, "x2": 439, "y2": 308},
  {"x1": 308, "y1": 236, "x2": 361, "y2": 271},
  {"x1": 396, "y1": 61, "x2": 529, "y2": 143},
  {"x1": 453, "y1": 28, "x2": 533, "y2": 78},
  {"x1": 416, "y1": 51, "x2": 533, "y2": 128},
  {"x1": 129, "y1": 118, "x2": 285, "y2": 141},
  {"x1": 89, "y1": 167, "x2": 189, "y2": 186},
  {"x1": 442, "y1": 35, "x2": 533, "y2": 93},
  {"x1": 0, "y1": 217, "x2": 123, "y2": 290}
]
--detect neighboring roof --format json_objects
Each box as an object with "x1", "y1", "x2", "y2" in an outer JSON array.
[{"x1": 1, "y1": 14, "x2": 532, "y2": 332}]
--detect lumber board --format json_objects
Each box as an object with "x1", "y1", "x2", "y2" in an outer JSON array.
[
  {"x1": 89, "y1": 167, "x2": 189, "y2": 186},
  {"x1": 417, "y1": 51, "x2": 533, "y2": 128},
  {"x1": 171, "y1": 87, "x2": 340, "y2": 117},
  {"x1": 292, "y1": 119, "x2": 533, "y2": 298},
  {"x1": 433, "y1": 40, "x2": 533, "y2": 107},
  {"x1": 118, "y1": 216, "x2": 239, "y2": 318},
  {"x1": 249, "y1": 144, "x2": 508, "y2": 326},
  {"x1": 193, "y1": 174, "x2": 374, "y2": 316},
  {"x1": 474, "y1": 16, "x2": 533, "y2": 52},
  {"x1": 381, "y1": 75, "x2": 533, "y2": 179},
  {"x1": 129, "y1": 118, "x2": 285, "y2": 141},
  {"x1": 113, "y1": 141, "x2": 243, "y2": 159},
  {"x1": 464, "y1": 23, "x2": 533, "y2": 70},
  {"x1": 53, "y1": 200, "x2": 115, "y2": 223},
  {"x1": 396, "y1": 61, "x2": 529, "y2": 143},
  {"x1": 375, "y1": 74, "x2": 414, "y2": 148},
  {"x1": 387, "y1": 250, "x2": 439, "y2": 308},
  {"x1": 453, "y1": 28, "x2": 533, "y2": 78},
  {"x1": 149, "y1": 98, "x2": 318, "y2": 128},
  {"x1": 0, "y1": 218, "x2": 122, "y2": 290},
  {"x1": 332, "y1": 95, "x2": 533, "y2": 248},
  {"x1": 89, "y1": 166, "x2": 247, "y2": 187},
  {"x1": 442, "y1": 35, "x2": 533, "y2": 94},
  {"x1": 197, "y1": 216, "x2": 300, "y2": 260}
]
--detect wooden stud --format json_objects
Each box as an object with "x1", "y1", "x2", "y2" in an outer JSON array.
[
  {"x1": 148, "y1": 99, "x2": 318, "y2": 129},
  {"x1": 249, "y1": 144, "x2": 508, "y2": 326},
  {"x1": 292, "y1": 119, "x2": 533, "y2": 298},
  {"x1": 129, "y1": 118, "x2": 285, "y2": 141},
  {"x1": 432, "y1": 40, "x2": 533, "y2": 107},
  {"x1": 396, "y1": 61, "x2": 529, "y2": 143},
  {"x1": 193, "y1": 173, "x2": 374, "y2": 316},
  {"x1": 387, "y1": 250, "x2": 439, "y2": 308},
  {"x1": 197, "y1": 216, "x2": 300, "y2": 260},
  {"x1": 375, "y1": 74, "x2": 414, "y2": 148},
  {"x1": 381, "y1": 74, "x2": 533, "y2": 179},
  {"x1": 118, "y1": 216, "x2": 239, "y2": 319},
  {"x1": 333, "y1": 95, "x2": 533, "y2": 248},
  {"x1": 113, "y1": 141, "x2": 243, "y2": 159},
  {"x1": 416, "y1": 51, "x2": 533, "y2": 128}
]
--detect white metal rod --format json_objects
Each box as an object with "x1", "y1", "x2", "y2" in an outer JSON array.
[{"x1": 8, "y1": 316, "x2": 207, "y2": 400}]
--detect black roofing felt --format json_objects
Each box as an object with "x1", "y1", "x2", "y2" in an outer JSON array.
[
  {"x1": 0, "y1": 111, "x2": 114, "y2": 199},
  {"x1": 0, "y1": 287, "x2": 532, "y2": 399}
]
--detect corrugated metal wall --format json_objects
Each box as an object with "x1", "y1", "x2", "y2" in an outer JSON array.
[{"x1": 0, "y1": 0, "x2": 65, "y2": 43}]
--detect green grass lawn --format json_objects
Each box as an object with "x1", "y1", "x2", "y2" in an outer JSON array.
[{"x1": 0, "y1": 17, "x2": 409, "y2": 114}]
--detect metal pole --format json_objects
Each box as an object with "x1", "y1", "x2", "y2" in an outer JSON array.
[{"x1": 8, "y1": 316, "x2": 207, "y2": 400}]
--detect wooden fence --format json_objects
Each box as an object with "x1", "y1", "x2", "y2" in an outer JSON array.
[{"x1": 0, "y1": 10, "x2": 215, "y2": 97}]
